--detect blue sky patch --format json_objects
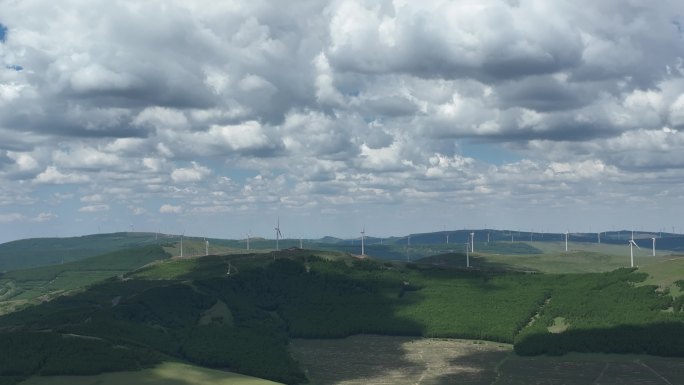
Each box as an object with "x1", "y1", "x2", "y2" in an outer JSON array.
[{"x1": 0, "y1": 23, "x2": 7, "y2": 42}]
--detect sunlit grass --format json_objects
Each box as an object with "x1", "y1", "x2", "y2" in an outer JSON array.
[{"x1": 18, "y1": 362, "x2": 283, "y2": 385}]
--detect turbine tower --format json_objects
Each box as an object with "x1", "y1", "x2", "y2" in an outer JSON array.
[
  {"x1": 406, "y1": 235, "x2": 411, "y2": 262},
  {"x1": 629, "y1": 234, "x2": 640, "y2": 268},
  {"x1": 360, "y1": 226, "x2": 366, "y2": 256},
  {"x1": 465, "y1": 242, "x2": 470, "y2": 268},
  {"x1": 470, "y1": 232, "x2": 475, "y2": 253},
  {"x1": 275, "y1": 217, "x2": 282, "y2": 251},
  {"x1": 246, "y1": 232, "x2": 250, "y2": 250},
  {"x1": 598, "y1": 232, "x2": 601, "y2": 244},
  {"x1": 652, "y1": 237, "x2": 656, "y2": 257},
  {"x1": 180, "y1": 233, "x2": 184, "y2": 258},
  {"x1": 205, "y1": 238, "x2": 209, "y2": 256},
  {"x1": 565, "y1": 231, "x2": 569, "y2": 252}
]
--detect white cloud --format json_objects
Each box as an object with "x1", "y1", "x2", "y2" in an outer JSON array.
[
  {"x1": 80, "y1": 194, "x2": 104, "y2": 203},
  {"x1": 34, "y1": 166, "x2": 89, "y2": 184},
  {"x1": 0, "y1": 213, "x2": 26, "y2": 223},
  {"x1": 32, "y1": 212, "x2": 57, "y2": 222},
  {"x1": 171, "y1": 162, "x2": 211, "y2": 183},
  {"x1": 160, "y1": 204, "x2": 183, "y2": 214},
  {"x1": 1, "y1": 0, "x2": 684, "y2": 242},
  {"x1": 78, "y1": 204, "x2": 110, "y2": 213}
]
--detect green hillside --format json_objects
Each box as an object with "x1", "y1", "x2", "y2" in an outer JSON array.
[
  {"x1": 0, "y1": 233, "x2": 166, "y2": 272},
  {"x1": 0, "y1": 245, "x2": 170, "y2": 313},
  {"x1": 18, "y1": 362, "x2": 283, "y2": 385},
  {"x1": 0, "y1": 248, "x2": 683, "y2": 385}
]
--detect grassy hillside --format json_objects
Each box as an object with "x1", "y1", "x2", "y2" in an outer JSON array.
[
  {"x1": 0, "y1": 245, "x2": 170, "y2": 312},
  {"x1": 637, "y1": 257, "x2": 684, "y2": 296},
  {"x1": 0, "y1": 233, "x2": 167, "y2": 272},
  {"x1": 18, "y1": 362, "x2": 283, "y2": 385}
]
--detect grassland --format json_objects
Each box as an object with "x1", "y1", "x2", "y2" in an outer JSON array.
[
  {"x1": 417, "y1": 240, "x2": 676, "y2": 274},
  {"x1": 637, "y1": 257, "x2": 684, "y2": 296},
  {"x1": 18, "y1": 362, "x2": 283, "y2": 385},
  {"x1": 291, "y1": 335, "x2": 684, "y2": 385}
]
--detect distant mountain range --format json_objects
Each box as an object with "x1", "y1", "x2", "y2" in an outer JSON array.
[{"x1": 1, "y1": 229, "x2": 683, "y2": 273}]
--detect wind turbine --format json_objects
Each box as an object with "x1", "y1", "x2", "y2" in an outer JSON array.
[
  {"x1": 180, "y1": 232, "x2": 184, "y2": 258},
  {"x1": 465, "y1": 242, "x2": 470, "y2": 268},
  {"x1": 205, "y1": 238, "x2": 209, "y2": 256},
  {"x1": 598, "y1": 232, "x2": 601, "y2": 244},
  {"x1": 246, "y1": 232, "x2": 250, "y2": 251},
  {"x1": 300, "y1": 237, "x2": 303, "y2": 249},
  {"x1": 406, "y1": 235, "x2": 411, "y2": 262},
  {"x1": 470, "y1": 232, "x2": 475, "y2": 253},
  {"x1": 652, "y1": 237, "x2": 656, "y2": 257},
  {"x1": 629, "y1": 234, "x2": 640, "y2": 268},
  {"x1": 360, "y1": 226, "x2": 365, "y2": 256},
  {"x1": 565, "y1": 231, "x2": 569, "y2": 252},
  {"x1": 275, "y1": 217, "x2": 282, "y2": 251}
]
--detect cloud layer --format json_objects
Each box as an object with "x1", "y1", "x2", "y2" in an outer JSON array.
[{"x1": 0, "y1": 0, "x2": 683, "y2": 241}]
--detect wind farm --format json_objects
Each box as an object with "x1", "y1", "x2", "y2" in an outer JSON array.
[
  {"x1": 0, "y1": 227, "x2": 683, "y2": 385},
  {"x1": 0, "y1": 226, "x2": 683, "y2": 385},
  {"x1": 2, "y1": 1, "x2": 684, "y2": 384}
]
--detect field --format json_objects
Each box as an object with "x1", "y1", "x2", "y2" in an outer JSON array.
[
  {"x1": 291, "y1": 335, "x2": 684, "y2": 385},
  {"x1": 637, "y1": 258, "x2": 684, "y2": 296},
  {"x1": 18, "y1": 362, "x2": 283, "y2": 385}
]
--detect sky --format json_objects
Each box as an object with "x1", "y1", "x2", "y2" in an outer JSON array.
[{"x1": 1, "y1": 0, "x2": 684, "y2": 243}]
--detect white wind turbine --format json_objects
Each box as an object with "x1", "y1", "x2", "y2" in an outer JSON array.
[
  {"x1": 465, "y1": 242, "x2": 470, "y2": 268},
  {"x1": 275, "y1": 217, "x2": 282, "y2": 251},
  {"x1": 205, "y1": 238, "x2": 209, "y2": 256},
  {"x1": 470, "y1": 232, "x2": 475, "y2": 253},
  {"x1": 565, "y1": 231, "x2": 569, "y2": 252},
  {"x1": 406, "y1": 235, "x2": 411, "y2": 262},
  {"x1": 629, "y1": 233, "x2": 640, "y2": 268},
  {"x1": 360, "y1": 226, "x2": 366, "y2": 256},
  {"x1": 246, "y1": 232, "x2": 251, "y2": 251},
  {"x1": 180, "y1": 232, "x2": 184, "y2": 258},
  {"x1": 651, "y1": 237, "x2": 656, "y2": 257}
]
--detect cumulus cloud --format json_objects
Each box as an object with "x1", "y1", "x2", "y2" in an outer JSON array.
[
  {"x1": 171, "y1": 162, "x2": 211, "y2": 183},
  {"x1": 78, "y1": 204, "x2": 110, "y2": 213},
  {"x1": 159, "y1": 204, "x2": 183, "y2": 214},
  {"x1": 34, "y1": 166, "x2": 89, "y2": 184},
  {"x1": 0, "y1": 0, "x2": 683, "y2": 241}
]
